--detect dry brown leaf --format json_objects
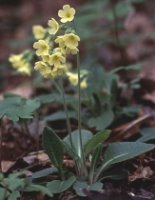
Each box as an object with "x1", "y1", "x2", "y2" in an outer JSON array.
[
  {"x1": 23, "y1": 151, "x2": 49, "y2": 165},
  {"x1": 111, "y1": 114, "x2": 151, "y2": 142},
  {"x1": 143, "y1": 91, "x2": 155, "y2": 104},
  {"x1": 129, "y1": 166, "x2": 154, "y2": 182},
  {"x1": 1, "y1": 161, "x2": 15, "y2": 172}
]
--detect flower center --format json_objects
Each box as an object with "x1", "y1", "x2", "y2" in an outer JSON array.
[
  {"x1": 53, "y1": 56, "x2": 59, "y2": 62},
  {"x1": 66, "y1": 12, "x2": 71, "y2": 18},
  {"x1": 42, "y1": 45, "x2": 48, "y2": 51}
]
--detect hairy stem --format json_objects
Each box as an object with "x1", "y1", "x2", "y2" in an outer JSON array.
[
  {"x1": 53, "y1": 79, "x2": 81, "y2": 175},
  {"x1": 59, "y1": 78, "x2": 72, "y2": 138},
  {"x1": 52, "y1": 79, "x2": 72, "y2": 137},
  {"x1": 77, "y1": 53, "x2": 87, "y2": 176}
]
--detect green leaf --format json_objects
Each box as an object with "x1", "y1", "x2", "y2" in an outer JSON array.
[
  {"x1": 84, "y1": 130, "x2": 111, "y2": 155},
  {"x1": 36, "y1": 93, "x2": 78, "y2": 108},
  {"x1": 43, "y1": 127, "x2": 64, "y2": 169},
  {"x1": 7, "y1": 178, "x2": 24, "y2": 191},
  {"x1": 121, "y1": 106, "x2": 141, "y2": 117},
  {"x1": 88, "y1": 109, "x2": 114, "y2": 130},
  {"x1": 25, "y1": 184, "x2": 52, "y2": 197},
  {"x1": 31, "y1": 167, "x2": 58, "y2": 180},
  {"x1": 35, "y1": 94, "x2": 58, "y2": 104},
  {"x1": 0, "y1": 187, "x2": 9, "y2": 199},
  {"x1": 101, "y1": 168, "x2": 127, "y2": 180},
  {"x1": 137, "y1": 127, "x2": 155, "y2": 142},
  {"x1": 7, "y1": 173, "x2": 25, "y2": 191},
  {"x1": 87, "y1": 65, "x2": 105, "y2": 92},
  {"x1": 0, "y1": 97, "x2": 40, "y2": 122},
  {"x1": 47, "y1": 176, "x2": 76, "y2": 194},
  {"x1": 73, "y1": 181, "x2": 103, "y2": 197},
  {"x1": 89, "y1": 144, "x2": 103, "y2": 184},
  {"x1": 21, "y1": 99, "x2": 40, "y2": 118},
  {"x1": 104, "y1": 142, "x2": 155, "y2": 167},
  {"x1": 125, "y1": 63, "x2": 142, "y2": 71},
  {"x1": 111, "y1": 64, "x2": 141, "y2": 73},
  {"x1": 63, "y1": 129, "x2": 93, "y2": 158},
  {"x1": 63, "y1": 142, "x2": 80, "y2": 165},
  {"x1": 95, "y1": 142, "x2": 155, "y2": 181},
  {"x1": 44, "y1": 111, "x2": 77, "y2": 122},
  {"x1": 8, "y1": 191, "x2": 20, "y2": 200},
  {"x1": 0, "y1": 173, "x2": 4, "y2": 180}
]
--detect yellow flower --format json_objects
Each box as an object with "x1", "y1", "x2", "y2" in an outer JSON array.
[
  {"x1": 55, "y1": 34, "x2": 80, "y2": 55},
  {"x1": 34, "y1": 61, "x2": 47, "y2": 71},
  {"x1": 41, "y1": 67, "x2": 52, "y2": 78},
  {"x1": 41, "y1": 55, "x2": 50, "y2": 63},
  {"x1": 80, "y1": 79, "x2": 87, "y2": 89},
  {"x1": 55, "y1": 36, "x2": 65, "y2": 48},
  {"x1": 48, "y1": 18, "x2": 59, "y2": 35},
  {"x1": 34, "y1": 61, "x2": 52, "y2": 78},
  {"x1": 33, "y1": 40, "x2": 49, "y2": 56},
  {"x1": 49, "y1": 52, "x2": 65, "y2": 67},
  {"x1": 65, "y1": 47, "x2": 79, "y2": 55},
  {"x1": 9, "y1": 54, "x2": 31, "y2": 75},
  {"x1": 18, "y1": 62, "x2": 31, "y2": 75},
  {"x1": 63, "y1": 33, "x2": 80, "y2": 49},
  {"x1": 52, "y1": 65, "x2": 64, "y2": 77},
  {"x1": 9, "y1": 54, "x2": 23, "y2": 66},
  {"x1": 67, "y1": 72, "x2": 78, "y2": 85},
  {"x1": 53, "y1": 47, "x2": 62, "y2": 53},
  {"x1": 58, "y1": 4, "x2": 75, "y2": 23},
  {"x1": 32, "y1": 25, "x2": 46, "y2": 39}
]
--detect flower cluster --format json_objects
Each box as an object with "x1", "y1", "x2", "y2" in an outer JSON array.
[
  {"x1": 9, "y1": 51, "x2": 32, "y2": 75},
  {"x1": 33, "y1": 4, "x2": 80, "y2": 79}
]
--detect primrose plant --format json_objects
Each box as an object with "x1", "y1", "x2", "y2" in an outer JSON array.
[{"x1": 8, "y1": 4, "x2": 155, "y2": 198}]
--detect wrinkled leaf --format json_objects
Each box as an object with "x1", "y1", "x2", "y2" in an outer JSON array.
[
  {"x1": 95, "y1": 142, "x2": 155, "y2": 181},
  {"x1": 47, "y1": 176, "x2": 76, "y2": 194},
  {"x1": 31, "y1": 167, "x2": 58, "y2": 180},
  {"x1": 25, "y1": 184, "x2": 52, "y2": 197},
  {"x1": 85, "y1": 130, "x2": 111, "y2": 155},
  {"x1": 44, "y1": 110, "x2": 77, "y2": 122},
  {"x1": 73, "y1": 181, "x2": 103, "y2": 197},
  {"x1": 63, "y1": 129, "x2": 93, "y2": 158},
  {"x1": 43, "y1": 127, "x2": 64, "y2": 169},
  {"x1": 36, "y1": 93, "x2": 78, "y2": 109},
  {"x1": 88, "y1": 109, "x2": 114, "y2": 130},
  {"x1": 89, "y1": 144, "x2": 103, "y2": 184}
]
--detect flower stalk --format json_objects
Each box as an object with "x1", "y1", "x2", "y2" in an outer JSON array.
[
  {"x1": 59, "y1": 79, "x2": 73, "y2": 142},
  {"x1": 77, "y1": 53, "x2": 87, "y2": 177}
]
